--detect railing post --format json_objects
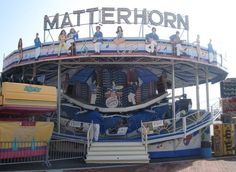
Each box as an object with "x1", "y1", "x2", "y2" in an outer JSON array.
[
  {"x1": 45, "y1": 141, "x2": 51, "y2": 167},
  {"x1": 182, "y1": 117, "x2": 186, "y2": 138},
  {"x1": 87, "y1": 121, "x2": 93, "y2": 153},
  {"x1": 145, "y1": 131, "x2": 148, "y2": 154},
  {"x1": 141, "y1": 121, "x2": 148, "y2": 153},
  {"x1": 91, "y1": 121, "x2": 94, "y2": 143},
  {"x1": 141, "y1": 120, "x2": 143, "y2": 145}
]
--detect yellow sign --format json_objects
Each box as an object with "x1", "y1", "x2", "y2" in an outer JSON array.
[{"x1": 0, "y1": 121, "x2": 54, "y2": 148}]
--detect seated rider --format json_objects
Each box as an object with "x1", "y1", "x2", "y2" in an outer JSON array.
[
  {"x1": 66, "y1": 28, "x2": 78, "y2": 56},
  {"x1": 169, "y1": 31, "x2": 184, "y2": 56},
  {"x1": 108, "y1": 118, "x2": 128, "y2": 134},
  {"x1": 113, "y1": 26, "x2": 125, "y2": 53},
  {"x1": 93, "y1": 26, "x2": 103, "y2": 54},
  {"x1": 145, "y1": 27, "x2": 159, "y2": 54}
]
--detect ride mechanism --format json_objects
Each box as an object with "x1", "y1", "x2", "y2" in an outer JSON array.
[{"x1": 1, "y1": 7, "x2": 227, "y2": 163}]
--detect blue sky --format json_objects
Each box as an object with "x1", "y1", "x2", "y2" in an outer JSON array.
[{"x1": 0, "y1": 0, "x2": 235, "y2": 108}]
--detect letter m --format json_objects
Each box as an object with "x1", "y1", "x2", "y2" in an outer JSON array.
[{"x1": 44, "y1": 14, "x2": 59, "y2": 30}]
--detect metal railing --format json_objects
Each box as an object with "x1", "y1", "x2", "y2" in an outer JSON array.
[
  {"x1": 210, "y1": 100, "x2": 222, "y2": 121},
  {"x1": 141, "y1": 121, "x2": 148, "y2": 153},
  {"x1": 0, "y1": 140, "x2": 86, "y2": 166},
  {"x1": 48, "y1": 140, "x2": 85, "y2": 162},
  {"x1": 86, "y1": 122, "x2": 94, "y2": 152},
  {"x1": 142, "y1": 110, "x2": 209, "y2": 138}
]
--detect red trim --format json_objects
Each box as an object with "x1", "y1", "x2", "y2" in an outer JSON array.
[
  {"x1": 0, "y1": 149, "x2": 47, "y2": 159},
  {"x1": 0, "y1": 105, "x2": 56, "y2": 115}
]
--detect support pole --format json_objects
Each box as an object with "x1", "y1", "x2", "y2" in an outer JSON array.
[
  {"x1": 142, "y1": 23, "x2": 144, "y2": 38},
  {"x1": 195, "y1": 63, "x2": 200, "y2": 111},
  {"x1": 44, "y1": 30, "x2": 46, "y2": 43},
  {"x1": 89, "y1": 25, "x2": 94, "y2": 38},
  {"x1": 205, "y1": 67, "x2": 210, "y2": 112},
  {"x1": 89, "y1": 25, "x2": 91, "y2": 38},
  {"x1": 172, "y1": 60, "x2": 176, "y2": 132},
  {"x1": 171, "y1": 60, "x2": 176, "y2": 151},
  {"x1": 22, "y1": 67, "x2": 25, "y2": 76},
  {"x1": 32, "y1": 63, "x2": 36, "y2": 77},
  {"x1": 182, "y1": 87, "x2": 185, "y2": 97},
  {"x1": 57, "y1": 60, "x2": 61, "y2": 133}
]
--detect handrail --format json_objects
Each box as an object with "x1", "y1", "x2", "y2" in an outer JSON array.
[
  {"x1": 86, "y1": 122, "x2": 93, "y2": 152},
  {"x1": 141, "y1": 121, "x2": 148, "y2": 154},
  {"x1": 182, "y1": 117, "x2": 187, "y2": 138},
  {"x1": 210, "y1": 100, "x2": 221, "y2": 120},
  {"x1": 143, "y1": 110, "x2": 208, "y2": 136}
]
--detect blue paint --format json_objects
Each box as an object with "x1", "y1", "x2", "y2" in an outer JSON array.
[
  {"x1": 31, "y1": 137, "x2": 36, "y2": 150},
  {"x1": 12, "y1": 138, "x2": 18, "y2": 151},
  {"x1": 201, "y1": 148, "x2": 212, "y2": 159},
  {"x1": 149, "y1": 148, "x2": 201, "y2": 158}
]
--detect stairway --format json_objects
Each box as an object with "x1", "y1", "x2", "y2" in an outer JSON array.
[{"x1": 85, "y1": 141, "x2": 150, "y2": 163}]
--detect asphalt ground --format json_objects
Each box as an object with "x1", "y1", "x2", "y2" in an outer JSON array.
[{"x1": 0, "y1": 156, "x2": 236, "y2": 172}]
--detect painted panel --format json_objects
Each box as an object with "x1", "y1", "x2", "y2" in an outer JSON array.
[
  {"x1": 222, "y1": 124, "x2": 234, "y2": 155},
  {"x1": 213, "y1": 124, "x2": 224, "y2": 156}
]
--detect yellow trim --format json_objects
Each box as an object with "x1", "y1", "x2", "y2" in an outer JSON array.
[{"x1": 1, "y1": 82, "x2": 57, "y2": 108}]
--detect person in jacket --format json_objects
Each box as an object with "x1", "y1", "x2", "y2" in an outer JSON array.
[
  {"x1": 145, "y1": 27, "x2": 159, "y2": 54},
  {"x1": 34, "y1": 33, "x2": 42, "y2": 60},
  {"x1": 93, "y1": 26, "x2": 103, "y2": 54},
  {"x1": 90, "y1": 108, "x2": 103, "y2": 141},
  {"x1": 169, "y1": 31, "x2": 183, "y2": 56}
]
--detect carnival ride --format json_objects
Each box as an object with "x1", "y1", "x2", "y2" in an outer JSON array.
[{"x1": 1, "y1": 23, "x2": 227, "y2": 161}]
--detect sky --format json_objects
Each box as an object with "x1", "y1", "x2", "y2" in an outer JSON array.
[{"x1": 0, "y1": 0, "x2": 235, "y2": 109}]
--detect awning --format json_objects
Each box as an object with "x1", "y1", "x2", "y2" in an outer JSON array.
[
  {"x1": 136, "y1": 68, "x2": 158, "y2": 84},
  {"x1": 71, "y1": 68, "x2": 95, "y2": 84}
]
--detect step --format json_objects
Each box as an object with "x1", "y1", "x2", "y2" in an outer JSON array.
[
  {"x1": 89, "y1": 146, "x2": 145, "y2": 152},
  {"x1": 85, "y1": 159, "x2": 150, "y2": 164},
  {"x1": 87, "y1": 151, "x2": 147, "y2": 156},
  {"x1": 91, "y1": 142, "x2": 143, "y2": 147},
  {"x1": 86, "y1": 155, "x2": 149, "y2": 161}
]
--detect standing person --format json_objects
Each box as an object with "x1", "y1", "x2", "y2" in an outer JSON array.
[
  {"x1": 169, "y1": 31, "x2": 183, "y2": 56},
  {"x1": 157, "y1": 71, "x2": 171, "y2": 94},
  {"x1": 93, "y1": 26, "x2": 103, "y2": 54},
  {"x1": 90, "y1": 108, "x2": 103, "y2": 141},
  {"x1": 58, "y1": 30, "x2": 67, "y2": 56},
  {"x1": 34, "y1": 33, "x2": 42, "y2": 60},
  {"x1": 208, "y1": 39, "x2": 214, "y2": 63},
  {"x1": 193, "y1": 34, "x2": 201, "y2": 60},
  {"x1": 18, "y1": 38, "x2": 23, "y2": 63},
  {"x1": 145, "y1": 27, "x2": 159, "y2": 55},
  {"x1": 113, "y1": 26, "x2": 125, "y2": 53}
]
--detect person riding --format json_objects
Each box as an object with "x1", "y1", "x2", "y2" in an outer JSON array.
[
  {"x1": 145, "y1": 27, "x2": 159, "y2": 55},
  {"x1": 93, "y1": 26, "x2": 103, "y2": 54}
]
